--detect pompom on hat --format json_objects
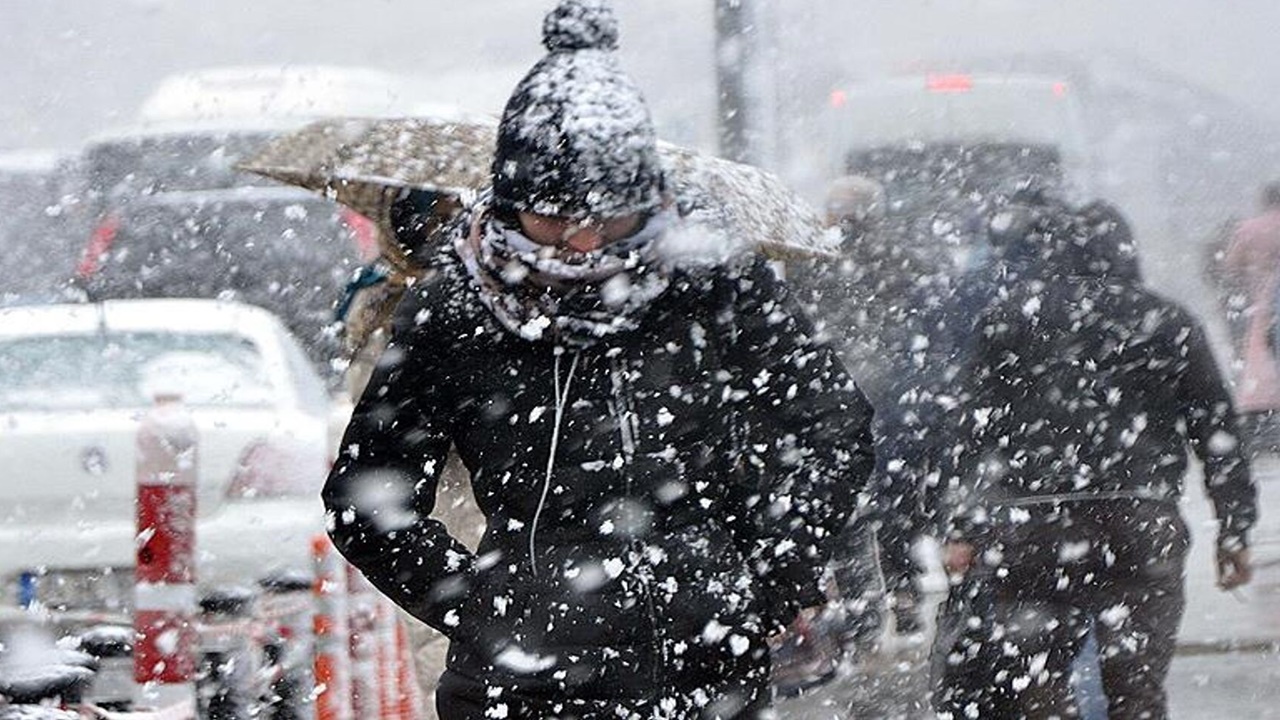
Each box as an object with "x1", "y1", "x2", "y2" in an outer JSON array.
[{"x1": 491, "y1": 0, "x2": 664, "y2": 221}]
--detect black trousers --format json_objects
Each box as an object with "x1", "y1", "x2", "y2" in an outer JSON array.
[
  {"x1": 870, "y1": 423, "x2": 928, "y2": 607},
  {"x1": 876, "y1": 511, "x2": 923, "y2": 601},
  {"x1": 931, "y1": 499, "x2": 1188, "y2": 720}
]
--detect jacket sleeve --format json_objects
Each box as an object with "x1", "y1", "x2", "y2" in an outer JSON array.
[
  {"x1": 927, "y1": 300, "x2": 1021, "y2": 543},
  {"x1": 719, "y1": 257, "x2": 876, "y2": 631},
  {"x1": 321, "y1": 282, "x2": 477, "y2": 637},
  {"x1": 1176, "y1": 317, "x2": 1258, "y2": 550}
]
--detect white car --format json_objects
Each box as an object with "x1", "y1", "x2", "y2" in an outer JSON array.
[{"x1": 0, "y1": 299, "x2": 339, "y2": 609}]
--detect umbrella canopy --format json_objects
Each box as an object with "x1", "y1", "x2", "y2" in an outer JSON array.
[
  {"x1": 238, "y1": 115, "x2": 837, "y2": 263},
  {"x1": 238, "y1": 115, "x2": 493, "y2": 233},
  {"x1": 656, "y1": 142, "x2": 837, "y2": 261}
]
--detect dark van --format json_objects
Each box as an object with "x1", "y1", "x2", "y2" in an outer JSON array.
[{"x1": 823, "y1": 72, "x2": 1092, "y2": 273}]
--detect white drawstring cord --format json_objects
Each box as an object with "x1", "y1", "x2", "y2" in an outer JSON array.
[{"x1": 529, "y1": 349, "x2": 581, "y2": 577}]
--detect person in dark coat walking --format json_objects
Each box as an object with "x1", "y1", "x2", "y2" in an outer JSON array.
[
  {"x1": 930, "y1": 200, "x2": 1257, "y2": 720},
  {"x1": 791, "y1": 175, "x2": 947, "y2": 641},
  {"x1": 321, "y1": 2, "x2": 875, "y2": 718}
]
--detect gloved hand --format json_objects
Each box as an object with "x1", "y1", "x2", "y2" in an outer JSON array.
[
  {"x1": 942, "y1": 540, "x2": 976, "y2": 581},
  {"x1": 1216, "y1": 547, "x2": 1252, "y2": 591},
  {"x1": 766, "y1": 605, "x2": 822, "y2": 652}
]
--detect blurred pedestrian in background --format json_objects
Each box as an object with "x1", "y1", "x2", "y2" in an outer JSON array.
[
  {"x1": 321, "y1": 1, "x2": 874, "y2": 718},
  {"x1": 937, "y1": 177, "x2": 1073, "y2": 348},
  {"x1": 1201, "y1": 216, "x2": 1248, "y2": 346},
  {"x1": 806, "y1": 175, "x2": 937, "y2": 640},
  {"x1": 1222, "y1": 181, "x2": 1280, "y2": 453},
  {"x1": 931, "y1": 199, "x2": 1256, "y2": 719}
]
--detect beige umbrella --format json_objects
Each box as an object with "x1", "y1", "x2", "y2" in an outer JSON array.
[
  {"x1": 238, "y1": 115, "x2": 837, "y2": 263},
  {"x1": 656, "y1": 142, "x2": 838, "y2": 261},
  {"x1": 238, "y1": 114, "x2": 494, "y2": 228}
]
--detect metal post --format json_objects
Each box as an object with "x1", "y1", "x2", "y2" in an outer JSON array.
[
  {"x1": 258, "y1": 569, "x2": 316, "y2": 720},
  {"x1": 344, "y1": 566, "x2": 378, "y2": 720},
  {"x1": 715, "y1": 0, "x2": 753, "y2": 164},
  {"x1": 196, "y1": 586, "x2": 258, "y2": 720},
  {"x1": 393, "y1": 613, "x2": 422, "y2": 720}
]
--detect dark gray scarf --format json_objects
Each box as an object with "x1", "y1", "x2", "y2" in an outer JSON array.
[{"x1": 454, "y1": 205, "x2": 675, "y2": 348}]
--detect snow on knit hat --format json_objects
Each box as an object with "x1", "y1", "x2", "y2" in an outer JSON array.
[{"x1": 491, "y1": 0, "x2": 664, "y2": 221}]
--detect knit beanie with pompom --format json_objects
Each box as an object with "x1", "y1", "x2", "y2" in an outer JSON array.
[{"x1": 491, "y1": 0, "x2": 664, "y2": 221}]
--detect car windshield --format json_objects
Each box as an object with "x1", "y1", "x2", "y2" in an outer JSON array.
[{"x1": 0, "y1": 331, "x2": 275, "y2": 411}]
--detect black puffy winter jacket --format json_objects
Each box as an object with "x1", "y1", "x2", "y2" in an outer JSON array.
[
  {"x1": 322, "y1": 248, "x2": 874, "y2": 714},
  {"x1": 938, "y1": 264, "x2": 1256, "y2": 551}
]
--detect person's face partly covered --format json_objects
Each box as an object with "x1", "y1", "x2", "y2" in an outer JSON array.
[{"x1": 518, "y1": 211, "x2": 646, "y2": 254}]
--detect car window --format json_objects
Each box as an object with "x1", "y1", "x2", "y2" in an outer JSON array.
[{"x1": 0, "y1": 331, "x2": 276, "y2": 411}]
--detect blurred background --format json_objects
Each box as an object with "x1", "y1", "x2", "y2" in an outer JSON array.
[
  {"x1": 2, "y1": 2, "x2": 1279, "y2": 717},
  {"x1": 4, "y1": 0, "x2": 1280, "y2": 330}
]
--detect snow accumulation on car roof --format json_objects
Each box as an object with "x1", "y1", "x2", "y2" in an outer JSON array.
[
  {"x1": 119, "y1": 184, "x2": 323, "y2": 205},
  {"x1": 0, "y1": 299, "x2": 284, "y2": 338},
  {"x1": 136, "y1": 65, "x2": 427, "y2": 124},
  {"x1": 0, "y1": 148, "x2": 66, "y2": 174}
]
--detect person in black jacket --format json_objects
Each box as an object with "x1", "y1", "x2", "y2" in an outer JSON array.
[
  {"x1": 321, "y1": 2, "x2": 875, "y2": 718},
  {"x1": 930, "y1": 200, "x2": 1256, "y2": 719},
  {"x1": 792, "y1": 175, "x2": 948, "y2": 641}
]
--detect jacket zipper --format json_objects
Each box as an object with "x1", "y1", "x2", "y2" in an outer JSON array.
[{"x1": 608, "y1": 354, "x2": 666, "y2": 687}]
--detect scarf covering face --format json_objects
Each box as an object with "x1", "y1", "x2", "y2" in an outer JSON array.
[{"x1": 454, "y1": 205, "x2": 675, "y2": 347}]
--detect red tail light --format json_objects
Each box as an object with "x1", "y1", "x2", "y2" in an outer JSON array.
[
  {"x1": 76, "y1": 214, "x2": 121, "y2": 279},
  {"x1": 926, "y1": 73, "x2": 974, "y2": 93},
  {"x1": 340, "y1": 208, "x2": 379, "y2": 263},
  {"x1": 226, "y1": 441, "x2": 318, "y2": 500}
]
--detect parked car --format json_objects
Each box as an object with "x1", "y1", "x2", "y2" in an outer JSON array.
[
  {"x1": 66, "y1": 64, "x2": 449, "y2": 379},
  {"x1": 71, "y1": 125, "x2": 377, "y2": 378},
  {"x1": 0, "y1": 298, "x2": 339, "y2": 609}
]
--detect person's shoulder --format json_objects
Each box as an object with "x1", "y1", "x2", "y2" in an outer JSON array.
[
  {"x1": 397, "y1": 243, "x2": 463, "y2": 307},
  {"x1": 392, "y1": 241, "x2": 489, "y2": 342},
  {"x1": 644, "y1": 254, "x2": 788, "y2": 341},
  {"x1": 697, "y1": 252, "x2": 782, "y2": 296},
  {"x1": 1123, "y1": 285, "x2": 1206, "y2": 338},
  {"x1": 655, "y1": 252, "x2": 759, "y2": 300},
  {"x1": 1231, "y1": 216, "x2": 1259, "y2": 241}
]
